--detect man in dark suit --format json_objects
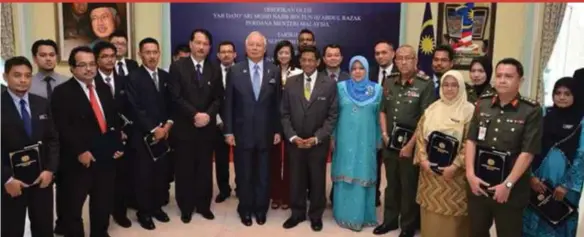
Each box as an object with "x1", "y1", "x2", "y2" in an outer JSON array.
[
  {"x1": 51, "y1": 46, "x2": 125, "y2": 237},
  {"x1": 93, "y1": 41, "x2": 134, "y2": 228},
  {"x1": 168, "y1": 29, "x2": 224, "y2": 223},
  {"x1": 224, "y1": 31, "x2": 282, "y2": 227},
  {"x1": 281, "y1": 46, "x2": 338, "y2": 232},
  {"x1": 126, "y1": 37, "x2": 173, "y2": 230},
  {"x1": 322, "y1": 44, "x2": 350, "y2": 82},
  {"x1": 110, "y1": 30, "x2": 139, "y2": 76},
  {"x1": 1, "y1": 56, "x2": 59, "y2": 237}
]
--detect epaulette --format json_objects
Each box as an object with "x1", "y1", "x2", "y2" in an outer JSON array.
[
  {"x1": 388, "y1": 72, "x2": 400, "y2": 78},
  {"x1": 520, "y1": 96, "x2": 539, "y2": 106},
  {"x1": 415, "y1": 72, "x2": 430, "y2": 80},
  {"x1": 479, "y1": 92, "x2": 495, "y2": 99}
]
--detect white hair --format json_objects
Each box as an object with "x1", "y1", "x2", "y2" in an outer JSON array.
[{"x1": 245, "y1": 31, "x2": 267, "y2": 46}]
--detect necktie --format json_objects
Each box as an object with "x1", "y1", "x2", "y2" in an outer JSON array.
[
  {"x1": 252, "y1": 64, "x2": 261, "y2": 100},
  {"x1": 117, "y1": 62, "x2": 125, "y2": 77},
  {"x1": 20, "y1": 99, "x2": 32, "y2": 137},
  {"x1": 330, "y1": 73, "x2": 337, "y2": 81},
  {"x1": 152, "y1": 72, "x2": 159, "y2": 91},
  {"x1": 196, "y1": 64, "x2": 202, "y2": 80},
  {"x1": 44, "y1": 76, "x2": 54, "y2": 99},
  {"x1": 87, "y1": 84, "x2": 107, "y2": 133},
  {"x1": 105, "y1": 77, "x2": 114, "y2": 96},
  {"x1": 304, "y1": 77, "x2": 312, "y2": 100},
  {"x1": 222, "y1": 67, "x2": 228, "y2": 88},
  {"x1": 381, "y1": 70, "x2": 387, "y2": 85}
]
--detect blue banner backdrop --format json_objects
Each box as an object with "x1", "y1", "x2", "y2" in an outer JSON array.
[{"x1": 170, "y1": 3, "x2": 401, "y2": 69}]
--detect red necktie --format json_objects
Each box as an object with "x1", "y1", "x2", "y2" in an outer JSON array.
[{"x1": 87, "y1": 84, "x2": 107, "y2": 133}]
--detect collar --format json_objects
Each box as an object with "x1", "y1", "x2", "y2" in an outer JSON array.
[
  {"x1": 7, "y1": 89, "x2": 29, "y2": 104},
  {"x1": 394, "y1": 76, "x2": 414, "y2": 86},
  {"x1": 380, "y1": 64, "x2": 393, "y2": 74},
  {"x1": 191, "y1": 56, "x2": 204, "y2": 67},
  {"x1": 304, "y1": 71, "x2": 317, "y2": 81},
  {"x1": 326, "y1": 68, "x2": 340, "y2": 76},
  {"x1": 247, "y1": 58, "x2": 264, "y2": 70},
  {"x1": 35, "y1": 71, "x2": 57, "y2": 80},
  {"x1": 144, "y1": 66, "x2": 158, "y2": 76},
  {"x1": 490, "y1": 93, "x2": 521, "y2": 109},
  {"x1": 220, "y1": 63, "x2": 234, "y2": 71},
  {"x1": 74, "y1": 77, "x2": 95, "y2": 89},
  {"x1": 98, "y1": 69, "x2": 114, "y2": 80},
  {"x1": 116, "y1": 58, "x2": 126, "y2": 66}
]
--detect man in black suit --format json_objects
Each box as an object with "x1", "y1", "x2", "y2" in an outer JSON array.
[
  {"x1": 110, "y1": 30, "x2": 139, "y2": 76},
  {"x1": 322, "y1": 44, "x2": 350, "y2": 82},
  {"x1": 224, "y1": 31, "x2": 282, "y2": 227},
  {"x1": 51, "y1": 46, "x2": 124, "y2": 237},
  {"x1": 126, "y1": 37, "x2": 173, "y2": 230},
  {"x1": 1, "y1": 56, "x2": 59, "y2": 237},
  {"x1": 93, "y1": 41, "x2": 133, "y2": 228},
  {"x1": 168, "y1": 29, "x2": 224, "y2": 223},
  {"x1": 281, "y1": 46, "x2": 338, "y2": 232}
]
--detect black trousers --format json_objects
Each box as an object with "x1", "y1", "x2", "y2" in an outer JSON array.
[
  {"x1": 1, "y1": 184, "x2": 53, "y2": 237},
  {"x1": 54, "y1": 173, "x2": 69, "y2": 230},
  {"x1": 63, "y1": 165, "x2": 116, "y2": 237},
  {"x1": 113, "y1": 145, "x2": 134, "y2": 216},
  {"x1": 133, "y1": 136, "x2": 170, "y2": 215},
  {"x1": 289, "y1": 142, "x2": 328, "y2": 220},
  {"x1": 174, "y1": 138, "x2": 214, "y2": 214},
  {"x1": 234, "y1": 146, "x2": 270, "y2": 216},
  {"x1": 214, "y1": 127, "x2": 231, "y2": 195}
]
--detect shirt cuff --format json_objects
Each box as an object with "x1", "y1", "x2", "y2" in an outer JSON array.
[
  {"x1": 315, "y1": 137, "x2": 319, "y2": 144},
  {"x1": 224, "y1": 133, "x2": 233, "y2": 137},
  {"x1": 166, "y1": 120, "x2": 174, "y2": 125},
  {"x1": 5, "y1": 177, "x2": 14, "y2": 185},
  {"x1": 289, "y1": 135, "x2": 299, "y2": 143},
  {"x1": 216, "y1": 115, "x2": 223, "y2": 125}
]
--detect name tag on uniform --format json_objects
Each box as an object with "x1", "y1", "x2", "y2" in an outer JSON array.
[{"x1": 478, "y1": 126, "x2": 487, "y2": 141}]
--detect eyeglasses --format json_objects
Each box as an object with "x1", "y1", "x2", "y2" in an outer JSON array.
[
  {"x1": 395, "y1": 56, "x2": 415, "y2": 62},
  {"x1": 75, "y1": 63, "x2": 97, "y2": 68}
]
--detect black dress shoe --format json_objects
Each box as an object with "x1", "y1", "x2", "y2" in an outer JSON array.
[
  {"x1": 282, "y1": 216, "x2": 306, "y2": 229},
  {"x1": 137, "y1": 213, "x2": 156, "y2": 230},
  {"x1": 310, "y1": 219, "x2": 323, "y2": 232},
  {"x1": 54, "y1": 224, "x2": 65, "y2": 235},
  {"x1": 215, "y1": 193, "x2": 230, "y2": 203},
  {"x1": 399, "y1": 230, "x2": 415, "y2": 237},
  {"x1": 196, "y1": 210, "x2": 215, "y2": 220},
  {"x1": 153, "y1": 209, "x2": 170, "y2": 222},
  {"x1": 240, "y1": 214, "x2": 253, "y2": 226},
  {"x1": 255, "y1": 213, "x2": 266, "y2": 225},
  {"x1": 113, "y1": 214, "x2": 132, "y2": 228},
  {"x1": 373, "y1": 222, "x2": 399, "y2": 235},
  {"x1": 181, "y1": 213, "x2": 192, "y2": 223}
]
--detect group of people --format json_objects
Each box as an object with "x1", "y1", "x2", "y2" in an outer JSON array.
[{"x1": 1, "y1": 26, "x2": 583, "y2": 237}]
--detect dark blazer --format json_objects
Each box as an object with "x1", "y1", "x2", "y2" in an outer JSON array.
[
  {"x1": 1, "y1": 92, "x2": 59, "y2": 183},
  {"x1": 223, "y1": 59, "x2": 281, "y2": 149},
  {"x1": 126, "y1": 59, "x2": 139, "y2": 73},
  {"x1": 168, "y1": 57, "x2": 224, "y2": 141},
  {"x1": 281, "y1": 72, "x2": 338, "y2": 143},
  {"x1": 369, "y1": 63, "x2": 398, "y2": 84},
  {"x1": 95, "y1": 71, "x2": 130, "y2": 116},
  {"x1": 50, "y1": 78, "x2": 121, "y2": 170},
  {"x1": 126, "y1": 66, "x2": 172, "y2": 134},
  {"x1": 324, "y1": 70, "x2": 350, "y2": 82}
]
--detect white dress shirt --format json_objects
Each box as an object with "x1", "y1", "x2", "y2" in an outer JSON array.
[
  {"x1": 378, "y1": 64, "x2": 394, "y2": 85},
  {"x1": 115, "y1": 58, "x2": 129, "y2": 76},
  {"x1": 289, "y1": 71, "x2": 319, "y2": 143},
  {"x1": 98, "y1": 70, "x2": 115, "y2": 94},
  {"x1": 191, "y1": 56, "x2": 205, "y2": 74},
  {"x1": 74, "y1": 78, "x2": 104, "y2": 119},
  {"x1": 216, "y1": 63, "x2": 233, "y2": 125}
]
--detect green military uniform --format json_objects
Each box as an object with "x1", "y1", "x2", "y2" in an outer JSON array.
[
  {"x1": 467, "y1": 92, "x2": 543, "y2": 237},
  {"x1": 380, "y1": 72, "x2": 436, "y2": 231},
  {"x1": 465, "y1": 82, "x2": 479, "y2": 103}
]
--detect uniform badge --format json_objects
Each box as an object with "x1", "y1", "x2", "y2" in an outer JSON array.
[{"x1": 563, "y1": 124, "x2": 574, "y2": 129}]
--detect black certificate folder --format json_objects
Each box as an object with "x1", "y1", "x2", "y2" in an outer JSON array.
[
  {"x1": 91, "y1": 129, "x2": 124, "y2": 161},
  {"x1": 476, "y1": 147, "x2": 509, "y2": 187},
  {"x1": 9, "y1": 142, "x2": 42, "y2": 185},
  {"x1": 144, "y1": 133, "x2": 171, "y2": 161},
  {"x1": 529, "y1": 182, "x2": 577, "y2": 226},
  {"x1": 389, "y1": 123, "x2": 414, "y2": 151},
  {"x1": 427, "y1": 131, "x2": 460, "y2": 170}
]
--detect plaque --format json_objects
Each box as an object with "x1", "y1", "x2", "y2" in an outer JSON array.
[
  {"x1": 389, "y1": 123, "x2": 414, "y2": 151},
  {"x1": 90, "y1": 128, "x2": 124, "y2": 162},
  {"x1": 529, "y1": 182, "x2": 577, "y2": 226},
  {"x1": 427, "y1": 131, "x2": 460, "y2": 175},
  {"x1": 9, "y1": 142, "x2": 43, "y2": 186},
  {"x1": 144, "y1": 133, "x2": 171, "y2": 161},
  {"x1": 475, "y1": 146, "x2": 510, "y2": 190}
]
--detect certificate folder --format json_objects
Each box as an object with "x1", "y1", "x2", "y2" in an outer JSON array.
[
  {"x1": 427, "y1": 131, "x2": 460, "y2": 175},
  {"x1": 9, "y1": 142, "x2": 42, "y2": 185},
  {"x1": 529, "y1": 182, "x2": 577, "y2": 226},
  {"x1": 389, "y1": 123, "x2": 414, "y2": 151},
  {"x1": 143, "y1": 133, "x2": 171, "y2": 161},
  {"x1": 475, "y1": 146, "x2": 510, "y2": 193}
]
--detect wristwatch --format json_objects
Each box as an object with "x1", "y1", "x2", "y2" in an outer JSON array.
[{"x1": 505, "y1": 181, "x2": 514, "y2": 189}]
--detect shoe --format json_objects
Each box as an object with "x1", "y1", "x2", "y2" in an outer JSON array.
[
  {"x1": 181, "y1": 213, "x2": 192, "y2": 223},
  {"x1": 137, "y1": 213, "x2": 155, "y2": 230},
  {"x1": 215, "y1": 193, "x2": 230, "y2": 203},
  {"x1": 54, "y1": 223, "x2": 65, "y2": 235},
  {"x1": 196, "y1": 210, "x2": 215, "y2": 220},
  {"x1": 281, "y1": 203, "x2": 290, "y2": 210},
  {"x1": 282, "y1": 216, "x2": 306, "y2": 229},
  {"x1": 373, "y1": 222, "x2": 399, "y2": 235},
  {"x1": 113, "y1": 214, "x2": 132, "y2": 228},
  {"x1": 310, "y1": 219, "x2": 323, "y2": 232},
  {"x1": 399, "y1": 230, "x2": 415, "y2": 237},
  {"x1": 255, "y1": 213, "x2": 267, "y2": 225},
  {"x1": 271, "y1": 200, "x2": 281, "y2": 209},
  {"x1": 153, "y1": 209, "x2": 170, "y2": 222},
  {"x1": 240, "y1": 214, "x2": 253, "y2": 226}
]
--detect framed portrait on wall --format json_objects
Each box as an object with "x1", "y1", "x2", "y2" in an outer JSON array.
[
  {"x1": 55, "y1": 3, "x2": 133, "y2": 62},
  {"x1": 437, "y1": 3, "x2": 497, "y2": 70}
]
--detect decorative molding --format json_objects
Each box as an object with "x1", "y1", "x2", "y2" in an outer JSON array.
[
  {"x1": 1, "y1": 3, "x2": 15, "y2": 59},
  {"x1": 399, "y1": 3, "x2": 407, "y2": 45},
  {"x1": 161, "y1": 3, "x2": 171, "y2": 70}
]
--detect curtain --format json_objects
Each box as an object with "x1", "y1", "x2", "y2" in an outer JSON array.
[
  {"x1": 1, "y1": 3, "x2": 15, "y2": 59},
  {"x1": 535, "y1": 3, "x2": 567, "y2": 104}
]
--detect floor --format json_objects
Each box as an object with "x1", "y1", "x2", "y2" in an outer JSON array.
[{"x1": 23, "y1": 163, "x2": 497, "y2": 237}]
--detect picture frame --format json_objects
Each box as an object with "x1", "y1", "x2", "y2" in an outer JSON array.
[
  {"x1": 55, "y1": 3, "x2": 134, "y2": 62},
  {"x1": 437, "y1": 3, "x2": 497, "y2": 70}
]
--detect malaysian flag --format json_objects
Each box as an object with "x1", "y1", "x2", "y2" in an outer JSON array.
[{"x1": 454, "y1": 3, "x2": 475, "y2": 49}]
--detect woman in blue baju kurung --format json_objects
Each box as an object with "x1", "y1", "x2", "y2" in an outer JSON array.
[
  {"x1": 331, "y1": 56, "x2": 382, "y2": 231},
  {"x1": 523, "y1": 77, "x2": 583, "y2": 237}
]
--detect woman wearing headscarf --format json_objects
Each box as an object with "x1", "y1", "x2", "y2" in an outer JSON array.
[
  {"x1": 414, "y1": 70, "x2": 474, "y2": 237},
  {"x1": 523, "y1": 77, "x2": 583, "y2": 237},
  {"x1": 469, "y1": 56, "x2": 494, "y2": 98},
  {"x1": 331, "y1": 56, "x2": 382, "y2": 231}
]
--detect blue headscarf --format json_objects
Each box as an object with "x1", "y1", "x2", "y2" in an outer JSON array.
[{"x1": 346, "y1": 56, "x2": 377, "y2": 102}]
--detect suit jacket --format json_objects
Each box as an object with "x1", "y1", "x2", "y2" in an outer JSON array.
[
  {"x1": 95, "y1": 71, "x2": 130, "y2": 116},
  {"x1": 1, "y1": 92, "x2": 59, "y2": 183},
  {"x1": 168, "y1": 57, "x2": 224, "y2": 141},
  {"x1": 126, "y1": 66, "x2": 172, "y2": 135},
  {"x1": 281, "y1": 72, "x2": 338, "y2": 143},
  {"x1": 223, "y1": 59, "x2": 282, "y2": 149},
  {"x1": 51, "y1": 78, "x2": 121, "y2": 170},
  {"x1": 126, "y1": 59, "x2": 139, "y2": 73},
  {"x1": 324, "y1": 70, "x2": 350, "y2": 82},
  {"x1": 369, "y1": 63, "x2": 398, "y2": 84}
]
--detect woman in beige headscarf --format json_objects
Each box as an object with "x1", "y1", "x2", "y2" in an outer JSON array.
[{"x1": 413, "y1": 70, "x2": 475, "y2": 237}]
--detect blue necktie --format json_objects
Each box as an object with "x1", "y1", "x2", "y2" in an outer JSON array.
[
  {"x1": 20, "y1": 99, "x2": 32, "y2": 137},
  {"x1": 252, "y1": 64, "x2": 261, "y2": 100},
  {"x1": 196, "y1": 64, "x2": 202, "y2": 80}
]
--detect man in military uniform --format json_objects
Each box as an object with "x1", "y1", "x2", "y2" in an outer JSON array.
[
  {"x1": 432, "y1": 44, "x2": 478, "y2": 102},
  {"x1": 465, "y1": 58, "x2": 542, "y2": 237},
  {"x1": 374, "y1": 45, "x2": 436, "y2": 237}
]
